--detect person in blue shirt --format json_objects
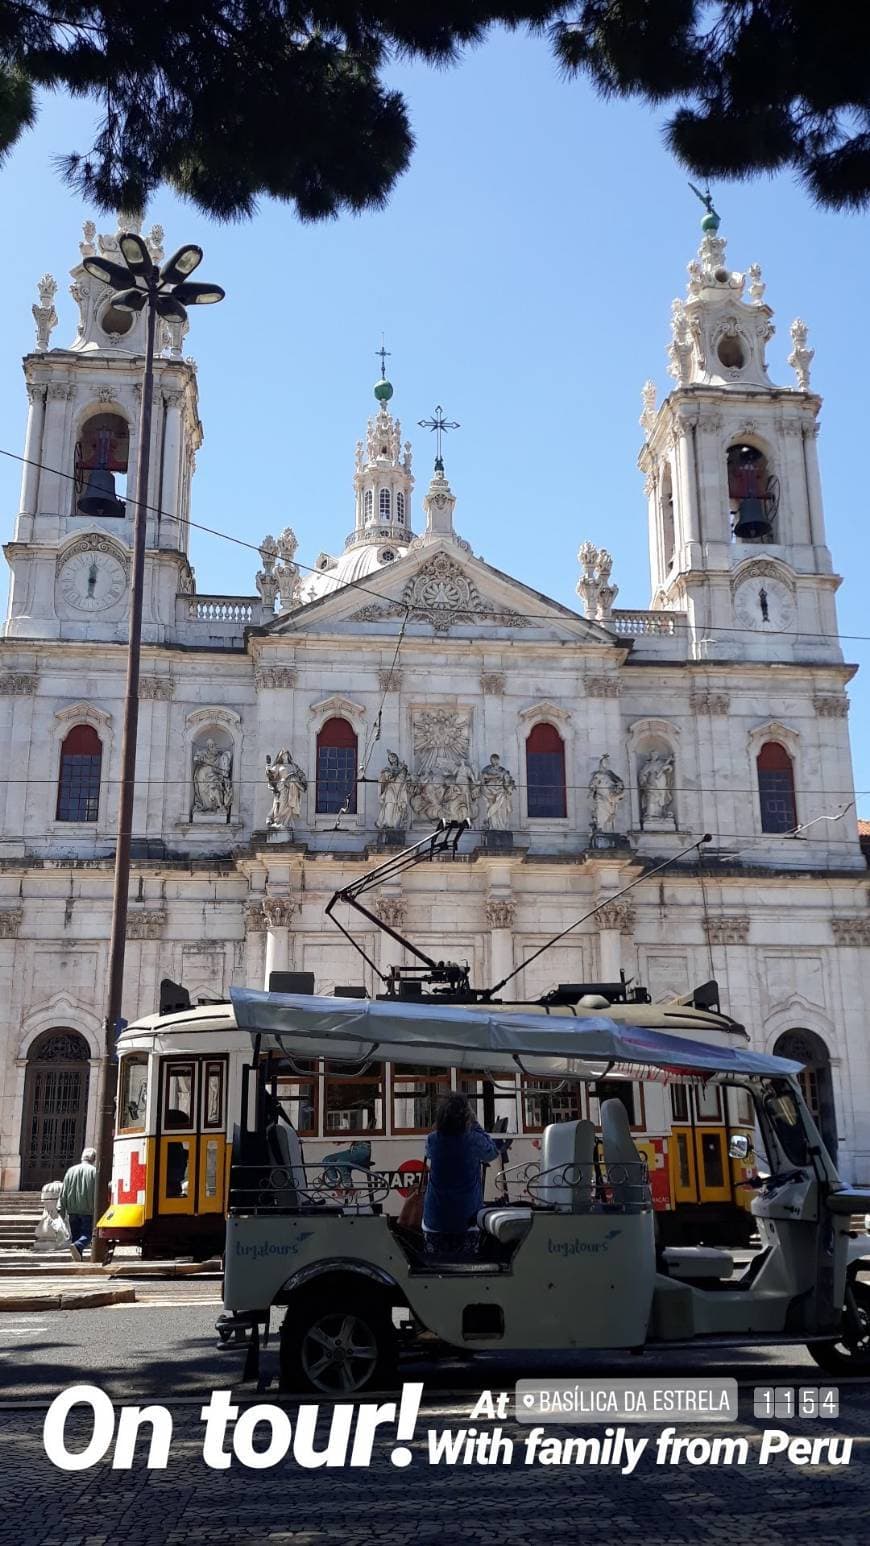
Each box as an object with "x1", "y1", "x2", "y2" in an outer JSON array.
[{"x1": 423, "y1": 1094, "x2": 500, "y2": 1256}]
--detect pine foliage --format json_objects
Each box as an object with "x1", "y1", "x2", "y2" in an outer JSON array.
[
  {"x1": 553, "y1": 2, "x2": 870, "y2": 210},
  {"x1": 3, "y1": 3, "x2": 870, "y2": 216},
  {"x1": 0, "y1": 1, "x2": 556, "y2": 219}
]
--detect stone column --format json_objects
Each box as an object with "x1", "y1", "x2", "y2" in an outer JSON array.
[
  {"x1": 160, "y1": 391, "x2": 184, "y2": 526},
  {"x1": 244, "y1": 900, "x2": 268, "y2": 988},
  {"x1": 675, "y1": 423, "x2": 700, "y2": 546},
  {"x1": 596, "y1": 902, "x2": 635, "y2": 981},
  {"x1": 40, "y1": 383, "x2": 75, "y2": 518},
  {"x1": 20, "y1": 386, "x2": 47, "y2": 518},
  {"x1": 802, "y1": 425, "x2": 826, "y2": 549},
  {"x1": 262, "y1": 896, "x2": 298, "y2": 987},
  {"x1": 485, "y1": 898, "x2": 516, "y2": 1000},
  {"x1": 373, "y1": 895, "x2": 406, "y2": 991}
]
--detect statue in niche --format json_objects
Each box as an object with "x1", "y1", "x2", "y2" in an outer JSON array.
[
  {"x1": 192, "y1": 738, "x2": 233, "y2": 818},
  {"x1": 266, "y1": 748, "x2": 308, "y2": 829},
  {"x1": 377, "y1": 751, "x2": 411, "y2": 830},
  {"x1": 589, "y1": 754, "x2": 625, "y2": 835},
  {"x1": 638, "y1": 750, "x2": 675, "y2": 825},
  {"x1": 479, "y1": 753, "x2": 516, "y2": 830}
]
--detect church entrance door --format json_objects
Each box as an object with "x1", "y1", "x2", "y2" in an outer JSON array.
[{"x1": 20, "y1": 1030, "x2": 90, "y2": 1189}]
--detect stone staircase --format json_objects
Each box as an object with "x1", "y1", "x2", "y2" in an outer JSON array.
[{"x1": 0, "y1": 1192, "x2": 42, "y2": 1251}]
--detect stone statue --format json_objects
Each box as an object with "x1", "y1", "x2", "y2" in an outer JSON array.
[
  {"x1": 266, "y1": 748, "x2": 307, "y2": 829},
  {"x1": 638, "y1": 751, "x2": 675, "y2": 824},
  {"x1": 589, "y1": 754, "x2": 625, "y2": 835},
  {"x1": 33, "y1": 1180, "x2": 69, "y2": 1252},
  {"x1": 377, "y1": 751, "x2": 411, "y2": 830},
  {"x1": 480, "y1": 753, "x2": 516, "y2": 830},
  {"x1": 442, "y1": 760, "x2": 479, "y2": 825},
  {"x1": 192, "y1": 738, "x2": 233, "y2": 817}
]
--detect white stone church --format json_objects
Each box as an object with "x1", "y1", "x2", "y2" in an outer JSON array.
[{"x1": 2, "y1": 208, "x2": 869, "y2": 1193}]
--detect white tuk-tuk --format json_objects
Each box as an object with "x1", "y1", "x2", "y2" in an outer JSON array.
[{"x1": 221, "y1": 988, "x2": 870, "y2": 1394}]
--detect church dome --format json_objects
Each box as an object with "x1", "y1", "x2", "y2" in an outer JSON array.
[{"x1": 300, "y1": 535, "x2": 411, "y2": 602}]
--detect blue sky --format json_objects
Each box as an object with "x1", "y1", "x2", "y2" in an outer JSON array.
[{"x1": 1, "y1": 28, "x2": 868, "y2": 811}]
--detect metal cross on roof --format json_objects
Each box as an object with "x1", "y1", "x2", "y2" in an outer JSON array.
[
  {"x1": 418, "y1": 405, "x2": 460, "y2": 471},
  {"x1": 376, "y1": 339, "x2": 391, "y2": 379}
]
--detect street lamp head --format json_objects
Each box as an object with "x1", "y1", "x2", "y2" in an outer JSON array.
[
  {"x1": 160, "y1": 245, "x2": 203, "y2": 286},
  {"x1": 82, "y1": 255, "x2": 133, "y2": 290},
  {"x1": 111, "y1": 286, "x2": 148, "y2": 313},
  {"x1": 171, "y1": 280, "x2": 226, "y2": 306},
  {"x1": 119, "y1": 231, "x2": 157, "y2": 280},
  {"x1": 154, "y1": 294, "x2": 189, "y2": 323}
]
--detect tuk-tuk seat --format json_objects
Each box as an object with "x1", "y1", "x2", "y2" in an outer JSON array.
[
  {"x1": 600, "y1": 1099, "x2": 648, "y2": 1208},
  {"x1": 662, "y1": 1246, "x2": 734, "y2": 1280},
  {"x1": 538, "y1": 1120, "x2": 596, "y2": 1210},
  {"x1": 266, "y1": 1120, "x2": 306, "y2": 1209},
  {"x1": 478, "y1": 1206, "x2": 534, "y2": 1245}
]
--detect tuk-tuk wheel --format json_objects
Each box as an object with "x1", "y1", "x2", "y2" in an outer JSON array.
[
  {"x1": 807, "y1": 1264, "x2": 870, "y2": 1373},
  {"x1": 280, "y1": 1286, "x2": 396, "y2": 1396}
]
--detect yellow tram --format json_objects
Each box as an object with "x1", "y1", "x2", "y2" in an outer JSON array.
[{"x1": 97, "y1": 988, "x2": 757, "y2": 1258}]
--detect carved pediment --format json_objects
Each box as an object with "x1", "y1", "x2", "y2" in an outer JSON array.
[
  {"x1": 517, "y1": 700, "x2": 572, "y2": 724},
  {"x1": 352, "y1": 553, "x2": 524, "y2": 633},
  {"x1": 308, "y1": 694, "x2": 366, "y2": 720}
]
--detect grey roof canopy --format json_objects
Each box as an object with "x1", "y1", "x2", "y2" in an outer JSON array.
[{"x1": 229, "y1": 989, "x2": 803, "y2": 1081}]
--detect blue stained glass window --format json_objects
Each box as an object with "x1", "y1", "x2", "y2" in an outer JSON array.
[
  {"x1": 526, "y1": 722, "x2": 567, "y2": 818},
  {"x1": 316, "y1": 718, "x2": 358, "y2": 814}
]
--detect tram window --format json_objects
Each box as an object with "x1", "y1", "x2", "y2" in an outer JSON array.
[
  {"x1": 675, "y1": 1131, "x2": 693, "y2": 1189},
  {"x1": 670, "y1": 1085, "x2": 689, "y2": 1123},
  {"x1": 324, "y1": 1063, "x2": 384, "y2": 1134},
  {"x1": 392, "y1": 1065, "x2": 450, "y2": 1133},
  {"x1": 695, "y1": 1084, "x2": 722, "y2": 1122},
  {"x1": 591, "y1": 1080, "x2": 643, "y2": 1131},
  {"x1": 276, "y1": 1076, "x2": 318, "y2": 1136},
  {"x1": 521, "y1": 1081, "x2": 582, "y2": 1132},
  {"x1": 119, "y1": 1054, "x2": 148, "y2": 1132},
  {"x1": 700, "y1": 1132, "x2": 725, "y2": 1189},
  {"x1": 204, "y1": 1138, "x2": 220, "y2": 1199},
  {"x1": 163, "y1": 1063, "x2": 194, "y2": 1130},
  {"x1": 732, "y1": 1087, "x2": 755, "y2": 1126},
  {"x1": 165, "y1": 1140, "x2": 190, "y2": 1198},
  {"x1": 202, "y1": 1062, "x2": 225, "y2": 1130}
]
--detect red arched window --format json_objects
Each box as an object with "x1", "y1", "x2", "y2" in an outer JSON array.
[
  {"x1": 757, "y1": 741, "x2": 796, "y2": 834},
  {"x1": 526, "y1": 722, "x2": 566, "y2": 819},
  {"x1": 316, "y1": 717, "x2": 358, "y2": 815},
  {"x1": 56, "y1": 724, "x2": 102, "y2": 822}
]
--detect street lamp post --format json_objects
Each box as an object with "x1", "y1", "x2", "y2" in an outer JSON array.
[{"x1": 82, "y1": 234, "x2": 224, "y2": 1261}]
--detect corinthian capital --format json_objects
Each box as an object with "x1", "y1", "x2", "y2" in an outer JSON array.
[{"x1": 262, "y1": 896, "x2": 299, "y2": 929}]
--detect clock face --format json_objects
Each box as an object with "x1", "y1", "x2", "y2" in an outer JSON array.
[
  {"x1": 734, "y1": 575, "x2": 795, "y2": 634},
  {"x1": 58, "y1": 549, "x2": 127, "y2": 613}
]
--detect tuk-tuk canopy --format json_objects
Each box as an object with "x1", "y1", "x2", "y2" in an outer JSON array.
[{"x1": 229, "y1": 989, "x2": 803, "y2": 1083}]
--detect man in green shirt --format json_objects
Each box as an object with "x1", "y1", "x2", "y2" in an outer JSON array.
[{"x1": 58, "y1": 1147, "x2": 97, "y2": 1260}]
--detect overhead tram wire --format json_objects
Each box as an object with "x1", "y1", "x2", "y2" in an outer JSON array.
[
  {"x1": 3, "y1": 443, "x2": 870, "y2": 650},
  {"x1": 484, "y1": 835, "x2": 714, "y2": 1000}
]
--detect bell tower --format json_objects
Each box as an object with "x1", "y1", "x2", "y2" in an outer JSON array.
[
  {"x1": 5, "y1": 215, "x2": 201, "y2": 641},
  {"x1": 638, "y1": 200, "x2": 840, "y2": 663}
]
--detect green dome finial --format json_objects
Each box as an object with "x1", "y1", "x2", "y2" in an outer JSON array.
[
  {"x1": 688, "y1": 181, "x2": 720, "y2": 233},
  {"x1": 374, "y1": 338, "x2": 393, "y2": 403}
]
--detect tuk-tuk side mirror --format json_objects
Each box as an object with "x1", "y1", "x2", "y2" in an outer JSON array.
[{"x1": 729, "y1": 1134, "x2": 752, "y2": 1161}]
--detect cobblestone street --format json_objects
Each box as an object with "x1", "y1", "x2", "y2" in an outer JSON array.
[{"x1": 1, "y1": 1303, "x2": 868, "y2": 1545}]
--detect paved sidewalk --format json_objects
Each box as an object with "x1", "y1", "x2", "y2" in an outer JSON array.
[{"x1": 1, "y1": 1385, "x2": 868, "y2": 1546}]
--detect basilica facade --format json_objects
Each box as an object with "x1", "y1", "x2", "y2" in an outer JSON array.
[{"x1": 2, "y1": 211, "x2": 868, "y2": 1192}]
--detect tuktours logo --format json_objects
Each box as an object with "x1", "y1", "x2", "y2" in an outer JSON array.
[{"x1": 547, "y1": 1229, "x2": 622, "y2": 1256}]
